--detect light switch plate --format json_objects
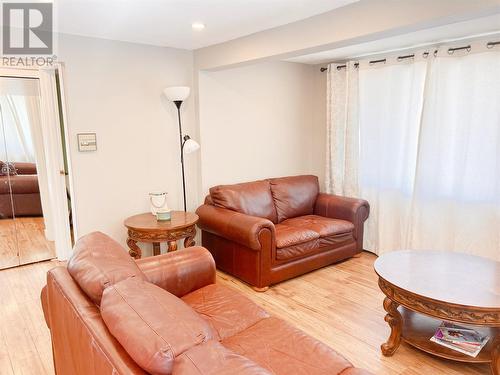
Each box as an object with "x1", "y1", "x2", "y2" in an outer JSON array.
[{"x1": 77, "y1": 133, "x2": 97, "y2": 152}]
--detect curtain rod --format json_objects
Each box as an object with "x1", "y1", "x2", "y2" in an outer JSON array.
[{"x1": 320, "y1": 39, "x2": 500, "y2": 72}]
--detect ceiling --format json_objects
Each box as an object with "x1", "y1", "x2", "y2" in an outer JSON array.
[
  {"x1": 55, "y1": 0, "x2": 359, "y2": 50},
  {"x1": 286, "y1": 14, "x2": 500, "y2": 64}
]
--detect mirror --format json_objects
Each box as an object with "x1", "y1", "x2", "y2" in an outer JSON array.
[
  {"x1": 0, "y1": 92, "x2": 19, "y2": 268},
  {"x1": 0, "y1": 76, "x2": 56, "y2": 269}
]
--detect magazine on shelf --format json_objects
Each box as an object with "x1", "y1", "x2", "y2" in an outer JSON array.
[{"x1": 430, "y1": 322, "x2": 489, "y2": 358}]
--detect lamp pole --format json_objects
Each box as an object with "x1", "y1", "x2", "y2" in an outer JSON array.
[{"x1": 174, "y1": 100, "x2": 187, "y2": 212}]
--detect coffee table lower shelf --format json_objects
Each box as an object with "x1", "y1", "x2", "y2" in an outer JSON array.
[{"x1": 400, "y1": 307, "x2": 498, "y2": 364}]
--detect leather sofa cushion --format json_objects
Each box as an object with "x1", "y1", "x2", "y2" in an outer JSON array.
[
  {"x1": 222, "y1": 317, "x2": 354, "y2": 375},
  {"x1": 276, "y1": 239, "x2": 320, "y2": 261},
  {"x1": 269, "y1": 175, "x2": 319, "y2": 222},
  {"x1": 282, "y1": 215, "x2": 354, "y2": 237},
  {"x1": 67, "y1": 232, "x2": 146, "y2": 305},
  {"x1": 101, "y1": 277, "x2": 215, "y2": 375},
  {"x1": 275, "y1": 224, "x2": 319, "y2": 248},
  {"x1": 282, "y1": 216, "x2": 355, "y2": 250},
  {"x1": 182, "y1": 284, "x2": 269, "y2": 340},
  {"x1": 319, "y1": 232, "x2": 355, "y2": 248},
  {"x1": 210, "y1": 180, "x2": 278, "y2": 223},
  {"x1": 173, "y1": 340, "x2": 271, "y2": 375}
]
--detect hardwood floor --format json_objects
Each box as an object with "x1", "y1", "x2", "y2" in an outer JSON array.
[
  {"x1": 0, "y1": 217, "x2": 56, "y2": 270},
  {"x1": 0, "y1": 260, "x2": 59, "y2": 375},
  {"x1": 0, "y1": 218, "x2": 18, "y2": 269},
  {"x1": 0, "y1": 252, "x2": 489, "y2": 374},
  {"x1": 216, "y1": 252, "x2": 489, "y2": 375}
]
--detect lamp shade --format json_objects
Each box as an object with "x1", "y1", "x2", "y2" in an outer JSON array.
[
  {"x1": 183, "y1": 138, "x2": 200, "y2": 154},
  {"x1": 163, "y1": 86, "x2": 190, "y2": 102}
]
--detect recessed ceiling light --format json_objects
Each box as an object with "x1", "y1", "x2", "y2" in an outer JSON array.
[{"x1": 192, "y1": 22, "x2": 205, "y2": 30}]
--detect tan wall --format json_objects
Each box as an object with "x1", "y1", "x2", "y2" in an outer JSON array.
[
  {"x1": 58, "y1": 34, "x2": 197, "y2": 248},
  {"x1": 311, "y1": 64, "x2": 327, "y2": 189},
  {"x1": 198, "y1": 61, "x2": 326, "y2": 194}
]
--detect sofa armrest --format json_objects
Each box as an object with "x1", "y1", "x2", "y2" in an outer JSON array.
[
  {"x1": 314, "y1": 193, "x2": 369, "y2": 248},
  {"x1": 314, "y1": 193, "x2": 369, "y2": 223},
  {"x1": 196, "y1": 204, "x2": 275, "y2": 251},
  {"x1": 135, "y1": 247, "x2": 215, "y2": 297},
  {"x1": 41, "y1": 286, "x2": 50, "y2": 329}
]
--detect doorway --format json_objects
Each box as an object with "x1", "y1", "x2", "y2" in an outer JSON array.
[{"x1": 0, "y1": 68, "x2": 73, "y2": 269}]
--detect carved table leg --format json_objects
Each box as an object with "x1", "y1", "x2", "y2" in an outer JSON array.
[
  {"x1": 127, "y1": 238, "x2": 142, "y2": 259},
  {"x1": 381, "y1": 297, "x2": 403, "y2": 356},
  {"x1": 184, "y1": 226, "x2": 196, "y2": 248},
  {"x1": 168, "y1": 241, "x2": 178, "y2": 252},
  {"x1": 152, "y1": 242, "x2": 161, "y2": 256},
  {"x1": 492, "y1": 338, "x2": 500, "y2": 375}
]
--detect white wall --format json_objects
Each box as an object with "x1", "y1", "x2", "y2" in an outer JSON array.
[
  {"x1": 57, "y1": 35, "x2": 328, "y2": 252},
  {"x1": 198, "y1": 61, "x2": 326, "y2": 194},
  {"x1": 58, "y1": 34, "x2": 198, "y2": 249}
]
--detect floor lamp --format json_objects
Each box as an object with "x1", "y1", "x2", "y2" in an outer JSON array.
[{"x1": 163, "y1": 86, "x2": 200, "y2": 212}]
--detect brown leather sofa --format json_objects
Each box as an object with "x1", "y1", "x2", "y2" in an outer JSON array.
[
  {"x1": 0, "y1": 161, "x2": 43, "y2": 218},
  {"x1": 196, "y1": 175, "x2": 369, "y2": 290},
  {"x1": 41, "y1": 232, "x2": 372, "y2": 375}
]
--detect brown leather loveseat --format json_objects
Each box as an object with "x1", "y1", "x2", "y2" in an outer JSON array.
[
  {"x1": 0, "y1": 161, "x2": 43, "y2": 218},
  {"x1": 41, "y1": 232, "x2": 372, "y2": 375},
  {"x1": 196, "y1": 175, "x2": 369, "y2": 290}
]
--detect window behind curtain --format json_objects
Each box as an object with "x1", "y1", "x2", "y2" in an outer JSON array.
[
  {"x1": 358, "y1": 61, "x2": 426, "y2": 195},
  {"x1": 327, "y1": 42, "x2": 500, "y2": 259}
]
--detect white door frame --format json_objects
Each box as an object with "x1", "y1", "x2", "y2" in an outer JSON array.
[
  {"x1": 55, "y1": 63, "x2": 79, "y2": 244},
  {"x1": 0, "y1": 65, "x2": 75, "y2": 260},
  {"x1": 0, "y1": 67, "x2": 39, "y2": 78}
]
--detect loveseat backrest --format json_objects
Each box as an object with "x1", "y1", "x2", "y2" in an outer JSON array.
[
  {"x1": 208, "y1": 175, "x2": 320, "y2": 223},
  {"x1": 268, "y1": 175, "x2": 319, "y2": 222},
  {"x1": 209, "y1": 179, "x2": 278, "y2": 223}
]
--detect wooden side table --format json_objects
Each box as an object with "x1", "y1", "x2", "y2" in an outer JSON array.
[{"x1": 124, "y1": 211, "x2": 198, "y2": 259}]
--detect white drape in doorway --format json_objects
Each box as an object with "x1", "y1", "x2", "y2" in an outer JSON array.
[
  {"x1": 326, "y1": 42, "x2": 500, "y2": 261},
  {"x1": 39, "y1": 69, "x2": 73, "y2": 260}
]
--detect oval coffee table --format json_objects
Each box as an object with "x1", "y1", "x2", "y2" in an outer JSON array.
[{"x1": 374, "y1": 250, "x2": 500, "y2": 374}]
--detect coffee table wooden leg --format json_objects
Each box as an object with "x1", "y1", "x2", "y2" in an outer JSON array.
[
  {"x1": 153, "y1": 242, "x2": 161, "y2": 256},
  {"x1": 184, "y1": 226, "x2": 196, "y2": 248},
  {"x1": 127, "y1": 238, "x2": 142, "y2": 259},
  {"x1": 168, "y1": 241, "x2": 178, "y2": 252},
  {"x1": 492, "y1": 339, "x2": 500, "y2": 375},
  {"x1": 381, "y1": 297, "x2": 403, "y2": 356}
]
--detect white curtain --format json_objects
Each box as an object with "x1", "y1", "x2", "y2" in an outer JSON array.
[
  {"x1": 0, "y1": 98, "x2": 37, "y2": 163},
  {"x1": 326, "y1": 41, "x2": 500, "y2": 261},
  {"x1": 326, "y1": 61, "x2": 360, "y2": 197},
  {"x1": 0, "y1": 78, "x2": 42, "y2": 162}
]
